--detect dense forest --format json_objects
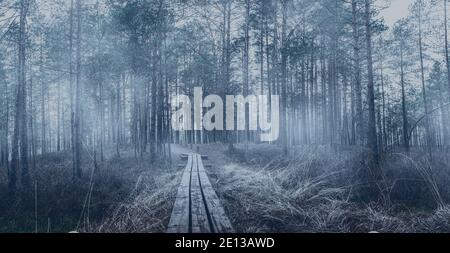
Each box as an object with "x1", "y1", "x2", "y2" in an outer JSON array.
[{"x1": 1, "y1": 0, "x2": 450, "y2": 233}]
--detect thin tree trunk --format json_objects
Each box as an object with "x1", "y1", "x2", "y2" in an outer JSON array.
[
  {"x1": 244, "y1": 0, "x2": 250, "y2": 149},
  {"x1": 280, "y1": 0, "x2": 288, "y2": 155},
  {"x1": 352, "y1": 0, "x2": 363, "y2": 145},
  {"x1": 0, "y1": 80, "x2": 5, "y2": 167},
  {"x1": 74, "y1": 0, "x2": 82, "y2": 178},
  {"x1": 364, "y1": 0, "x2": 380, "y2": 168},
  {"x1": 20, "y1": 0, "x2": 30, "y2": 190},
  {"x1": 400, "y1": 34, "x2": 409, "y2": 152},
  {"x1": 57, "y1": 75, "x2": 61, "y2": 151},
  {"x1": 379, "y1": 41, "x2": 387, "y2": 151},
  {"x1": 417, "y1": 2, "x2": 433, "y2": 157},
  {"x1": 69, "y1": 0, "x2": 76, "y2": 175},
  {"x1": 29, "y1": 76, "x2": 36, "y2": 171}
]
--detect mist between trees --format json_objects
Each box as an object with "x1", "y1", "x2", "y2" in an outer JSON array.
[
  {"x1": 0, "y1": 0, "x2": 450, "y2": 222},
  {"x1": 171, "y1": 86, "x2": 280, "y2": 142}
]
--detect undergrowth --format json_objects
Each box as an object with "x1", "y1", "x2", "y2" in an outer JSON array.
[{"x1": 210, "y1": 144, "x2": 450, "y2": 233}]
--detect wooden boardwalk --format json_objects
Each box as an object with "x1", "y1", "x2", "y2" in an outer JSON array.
[{"x1": 167, "y1": 153, "x2": 234, "y2": 233}]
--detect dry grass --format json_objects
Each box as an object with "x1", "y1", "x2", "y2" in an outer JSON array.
[
  {"x1": 207, "y1": 144, "x2": 450, "y2": 233},
  {"x1": 0, "y1": 147, "x2": 180, "y2": 233},
  {"x1": 88, "y1": 144, "x2": 191, "y2": 233},
  {"x1": 2, "y1": 143, "x2": 450, "y2": 233},
  {"x1": 95, "y1": 171, "x2": 180, "y2": 233}
]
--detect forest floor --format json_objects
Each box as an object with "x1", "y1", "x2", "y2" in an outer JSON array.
[
  {"x1": 201, "y1": 143, "x2": 450, "y2": 232},
  {"x1": 0, "y1": 145, "x2": 188, "y2": 232},
  {"x1": 1, "y1": 143, "x2": 450, "y2": 232}
]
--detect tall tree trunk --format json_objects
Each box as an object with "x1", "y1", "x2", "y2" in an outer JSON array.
[
  {"x1": 57, "y1": 75, "x2": 61, "y2": 151},
  {"x1": 364, "y1": 0, "x2": 380, "y2": 169},
  {"x1": 99, "y1": 74, "x2": 104, "y2": 162},
  {"x1": 400, "y1": 33, "x2": 409, "y2": 152},
  {"x1": 11, "y1": 0, "x2": 31, "y2": 193},
  {"x1": 29, "y1": 76, "x2": 36, "y2": 171},
  {"x1": 0, "y1": 80, "x2": 5, "y2": 167},
  {"x1": 352, "y1": 0, "x2": 363, "y2": 145},
  {"x1": 259, "y1": 2, "x2": 265, "y2": 96},
  {"x1": 320, "y1": 48, "x2": 327, "y2": 143},
  {"x1": 10, "y1": 78, "x2": 19, "y2": 195},
  {"x1": 40, "y1": 45, "x2": 46, "y2": 154},
  {"x1": 379, "y1": 39, "x2": 387, "y2": 151},
  {"x1": 444, "y1": 0, "x2": 450, "y2": 145},
  {"x1": 244, "y1": 0, "x2": 250, "y2": 149},
  {"x1": 417, "y1": 2, "x2": 433, "y2": 156},
  {"x1": 69, "y1": 0, "x2": 75, "y2": 174},
  {"x1": 116, "y1": 78, "x2": 121, "y2": 157},
  {"x1": 150, "y1": 41, "x2": 157, "y2": 159},
  {"x1": 5, "y1": 89, "x2": 9, "y2": 172},
  {"x1": 74, "y1": 0, "x2": 82, "y2": 178},
  {"x1": 20, "y1": 0, "x2": 30, "y2": 190},
  {"x1": 1, "y1": 66, "x2": 9, "y2": 170},
  {"x1": 437, "y1": 73, "x2": 448, "y2": 148},
  {"x1": 280, "y1": 0, "x2": 288, "y2": 155},
  {"x1": 224, "y1": 1, "x2": 234, "y2": 149}
]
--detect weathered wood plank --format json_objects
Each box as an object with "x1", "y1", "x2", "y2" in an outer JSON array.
[
  {"x1": 189, "y1": 154, "x2": 210, "y2": 233},
  {"x1": 167, "y1": 155, "x2": 192, "y2": 233},
  {"x1": 167, "y1": 153, "x2": 233, "y2": 233},
  {"x1": 196, "y1": 154, "x2": 234, "y2": 233}
]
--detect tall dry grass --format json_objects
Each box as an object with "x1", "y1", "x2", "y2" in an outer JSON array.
[
  {"x1": 95, "y1": 171, "x2": 180, "y2": 233},
  {"x1": 209, "y1": 145, "x2": 450, "y2": 233}
]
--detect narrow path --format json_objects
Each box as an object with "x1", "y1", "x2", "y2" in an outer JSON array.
[{"x1": 167, "y1": 153, "x2": 234, "y2": 233}]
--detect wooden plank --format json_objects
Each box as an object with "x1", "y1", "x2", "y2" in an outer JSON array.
[
  {"x1": 180, "y1": 153, "x2": 189, "y2": 160},
  {"x1": 196, "y1": 154, "x2": 234, "y2": 233},
  {"x1": 167, "y1": 155, "x2": 192, "y2": 233},
  {"x1": 189, "y1": 154, "x2": 211, "y2": 233},
  {"x1": 167, "y1": 153, "x2": 234, "y2": 233}
]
